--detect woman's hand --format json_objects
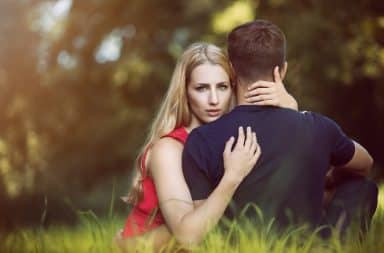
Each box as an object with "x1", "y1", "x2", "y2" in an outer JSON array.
[
  {"x1": 223, "y1": 126, "x2": 261, "y2": 183},
  {"x1": 244, "y1": 66, "x2": 298, "y2": 110}
]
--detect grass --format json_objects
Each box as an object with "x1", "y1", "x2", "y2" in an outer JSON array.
[
  {"x1": 0, "y1": 211, "x2": 122, "y2": 253},
  {"x1": 1, "y1": 184, "x2": 383, "y2": 253}
]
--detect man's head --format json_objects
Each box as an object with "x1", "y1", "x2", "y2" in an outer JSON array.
[{"x1": 227, "y1": 19, "x2": 287, "y2": 85}]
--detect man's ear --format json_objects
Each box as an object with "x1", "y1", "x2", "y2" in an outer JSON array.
[{"x1": 280, "y1": 61, "x2": 288, "y2": 80}]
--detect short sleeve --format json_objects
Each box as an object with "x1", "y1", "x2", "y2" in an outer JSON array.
[
  {"x1": 182, "y1": 130, "x2": 213, "y2": 200},
  {"x1": 317, "y1": 114, "x2": 355, "y2": 166}
]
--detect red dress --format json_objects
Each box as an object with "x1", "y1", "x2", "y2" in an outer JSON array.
[{"x1": 122, "y1": 127, "x2": 189, "y2": 237}]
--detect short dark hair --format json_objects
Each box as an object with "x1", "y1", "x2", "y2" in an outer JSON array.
[{"x1": 227, "y1": 19, "x2": 286, "y2": 83}]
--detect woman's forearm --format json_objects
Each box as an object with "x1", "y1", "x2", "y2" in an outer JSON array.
[
  {"x1": 173, "y1": 127, "x2": 259, "y2": 246},
  {"x1": 174, "y1": 174, "x2": 241, "y2": 245},
  {"x1": 153, "y1": 128, "x2": 259, "y2": 246}
]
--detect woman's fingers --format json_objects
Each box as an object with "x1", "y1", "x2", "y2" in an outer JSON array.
[
  {"x1": 222, "y1": 126, "x2": 261, "y2": 179},
  {"x1": 246, "y1": 94, "x2": 276, "y2": 103},
  {"x1": 247, "y1": 81, "x2": 273, "y2": 90},
  {"x1": 244, "y1": 126, "x2": 252, "y2": 150},
  {"x1": 245, "y1": 87, "x2": 275, "y2": 98},
  {"x1": 251, "y1": 143, "x2": 262, "y2": 164},
  {"x1": 226, "y1": 127, "x2": 254, "y2": 156},
  {"x1": 245, "y1": 67, "x2": 291, "y2": 108},
  {"x1": 253, "y1": 99, "x2": 279, "y2": 106},
  {"x1": 224, "y1": 136, "x2": 235, "y2": 156},
  {"x1": 113, "y1": 229, "x2": 123, "y2": 242},
  {"x1": 235, "y1": 126, "x2": 245, "y2": 150},
  {"x1": 250, "y1": 133, "x2": 260, "y2": 164},
  {"x1": 249, "y1": 132, "x2": 257, "y2": 154}
]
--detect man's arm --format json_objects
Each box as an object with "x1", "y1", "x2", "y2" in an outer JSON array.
[
  {"x1": 320, "y1": 113, "x2": 374, "y2": 186},
  {"x1": 327, "y1": 141, "x2": 373, "y2": 189},
  {"x1": 337, "y1": 140, "x2": 373, "y2": 176}
]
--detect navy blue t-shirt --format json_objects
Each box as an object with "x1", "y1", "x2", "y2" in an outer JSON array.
[{"x1": 182, "y1": 105, "x2": 355, "y2": 226}]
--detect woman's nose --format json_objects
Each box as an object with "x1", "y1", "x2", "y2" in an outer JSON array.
[{"x1": 209, "y1": 90, "x2": 219, "y2": 105}]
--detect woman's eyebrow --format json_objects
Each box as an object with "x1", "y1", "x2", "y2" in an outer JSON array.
[
  {"x1": 195, "y1": 81, "x2": 229, "y2": 86},
  {"x1": 194, "y1": 82, "x2": 210, "y2": 86}
]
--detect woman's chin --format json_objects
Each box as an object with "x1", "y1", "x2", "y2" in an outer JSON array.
[{"x1": 203, "y1": 116, "x2": 221, "y2": 124}]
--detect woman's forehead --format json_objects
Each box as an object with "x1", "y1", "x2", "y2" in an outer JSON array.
[{"x1": 189, "y1": 63, "x2": 229, "y2": 84}]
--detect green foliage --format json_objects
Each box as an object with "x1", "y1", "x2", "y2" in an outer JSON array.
[{"x1": 1, "y1": 184, "x2": 383, "y2": 253}]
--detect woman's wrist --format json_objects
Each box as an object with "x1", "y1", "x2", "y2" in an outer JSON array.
[
  {"x1": 287, "y1": 94, "x2": 298, "y2": 110},
  {"x1": 222, "y1": 171, "x2": 244, "y2": 187}
]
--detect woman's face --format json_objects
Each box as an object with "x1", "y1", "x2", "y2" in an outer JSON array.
[{"x1": 187, "y1": 63, "x2": 232, "y2": 126}]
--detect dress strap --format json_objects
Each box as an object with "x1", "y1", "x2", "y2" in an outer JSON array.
[{"x1": 162, "y1": 127, "x2": 188, "y2": 144}]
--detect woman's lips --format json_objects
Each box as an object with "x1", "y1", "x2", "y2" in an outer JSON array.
[{"x1": 206, "y1": 109, "x2": 221, "y2": 117}]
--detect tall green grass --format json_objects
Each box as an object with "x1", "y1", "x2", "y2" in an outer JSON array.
[
  {"x1": 1, "y1": 185, "x2": 383, "y2": 253},
  {"x1": 0, "y1": 211, "x2": 123, "y2": 253}
]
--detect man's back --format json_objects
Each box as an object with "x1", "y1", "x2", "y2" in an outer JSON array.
[{"x1": 182, "y1": 105, "x2": 355, "y2": 227}]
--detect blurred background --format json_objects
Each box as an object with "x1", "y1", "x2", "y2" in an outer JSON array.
[{"x1": 0, "y1": 0, "x2": 383, "y2": 232}]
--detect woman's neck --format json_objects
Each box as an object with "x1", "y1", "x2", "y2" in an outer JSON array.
[{"x1": 185, "y1": 118, "x2": 202, "y2": 133}]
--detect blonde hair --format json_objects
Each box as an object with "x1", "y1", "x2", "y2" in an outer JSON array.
[{"x1": 126, "y1": 42, "x2": 234, "y2": 204}]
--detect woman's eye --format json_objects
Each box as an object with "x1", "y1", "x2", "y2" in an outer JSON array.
[
  {"x1": 196, "y1": 86, "x2": 208, "y2": 91},
  {"x1": 218, "y1": 85, "x2": 229, "y2": 91}
]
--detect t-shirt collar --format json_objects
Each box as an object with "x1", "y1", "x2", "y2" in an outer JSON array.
[{"x1": 233, "y1": 104, "x2": 276, "y2": 112}]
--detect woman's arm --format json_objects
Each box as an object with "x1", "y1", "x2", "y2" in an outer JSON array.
[
  {"x1": 150, "y1": 127, "x2": 260, "y2": 246},
  {"x1": 244, "y1": 66, "x2": 298, "y2": 110}
]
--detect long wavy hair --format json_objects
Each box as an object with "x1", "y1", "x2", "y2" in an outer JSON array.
[{"x1": 126, "y1": 42, "x2": 235, "y2": 204}]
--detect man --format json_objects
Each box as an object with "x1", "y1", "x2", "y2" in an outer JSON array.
[{"x1": 182, "y1": 20, "x2": 377, "y2": 235}]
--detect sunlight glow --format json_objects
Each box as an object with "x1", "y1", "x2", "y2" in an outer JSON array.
[
  {"x1": 95, "y1": 33, "x2": 123, "y2": 63},
  {"x1": 57, "y1": 50, "x2": 77, "y2": 69},
  {"x1": 212, "y1": 0, "x2": 255, "y2": 34},
  {"x1": 378, "y1": 16, "x2": 384, "y2": 28},
  {"x1": 35, "y1": 0, "x2": 73, "y2": 33},
  {"x1": 95, "y1": 26, "x2": 136, "y2": 64}
]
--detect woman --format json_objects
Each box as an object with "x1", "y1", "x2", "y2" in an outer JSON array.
[{"x1": 116, "y1": 42, "x2": 297, "y2": 251}]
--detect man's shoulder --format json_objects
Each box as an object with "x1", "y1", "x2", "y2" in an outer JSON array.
[
  {"x1": 296, "y1": 111, "x2": 346, "y2": 143},
  {"x1": 184, "y1": 126, "x2": 210, "y2": 152},
  {"x1": 299, "y1": 111, "x2": 339, "y2": 126},
  {"x1": 258, "y1": 108, "x2": 317, "y2": 124},
  {"x1": 283, "y1": 110, "x2": 332, "y2": 123},
  {"x1": 269, "y1": 109, "x2": 342, "y2": 138},
  {"x1": 185, "y1": 116, "x2": 230, "y2": 157},
  {"x1": 191, "y1": 112, "x2": 231, "y2": 136}
]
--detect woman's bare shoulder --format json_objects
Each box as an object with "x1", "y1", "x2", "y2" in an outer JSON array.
[
  {"x1": 152, "y1": 137, "x2": 184, "y2": 154},
  {"x1": 148, "y1": 137, "x2": 184, "y2": 169}
]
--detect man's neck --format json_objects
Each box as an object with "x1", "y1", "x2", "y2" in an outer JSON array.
[
  {"x1": 236, "y1": 86, "x2": 251, "y2": 106},
  {"x1": 236, "y1": 77, "x2": 274, "y2": 106}
]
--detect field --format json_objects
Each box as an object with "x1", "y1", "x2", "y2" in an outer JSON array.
[{"x1": 1, "y1": 185, "x2": 383, "y2": 253}]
